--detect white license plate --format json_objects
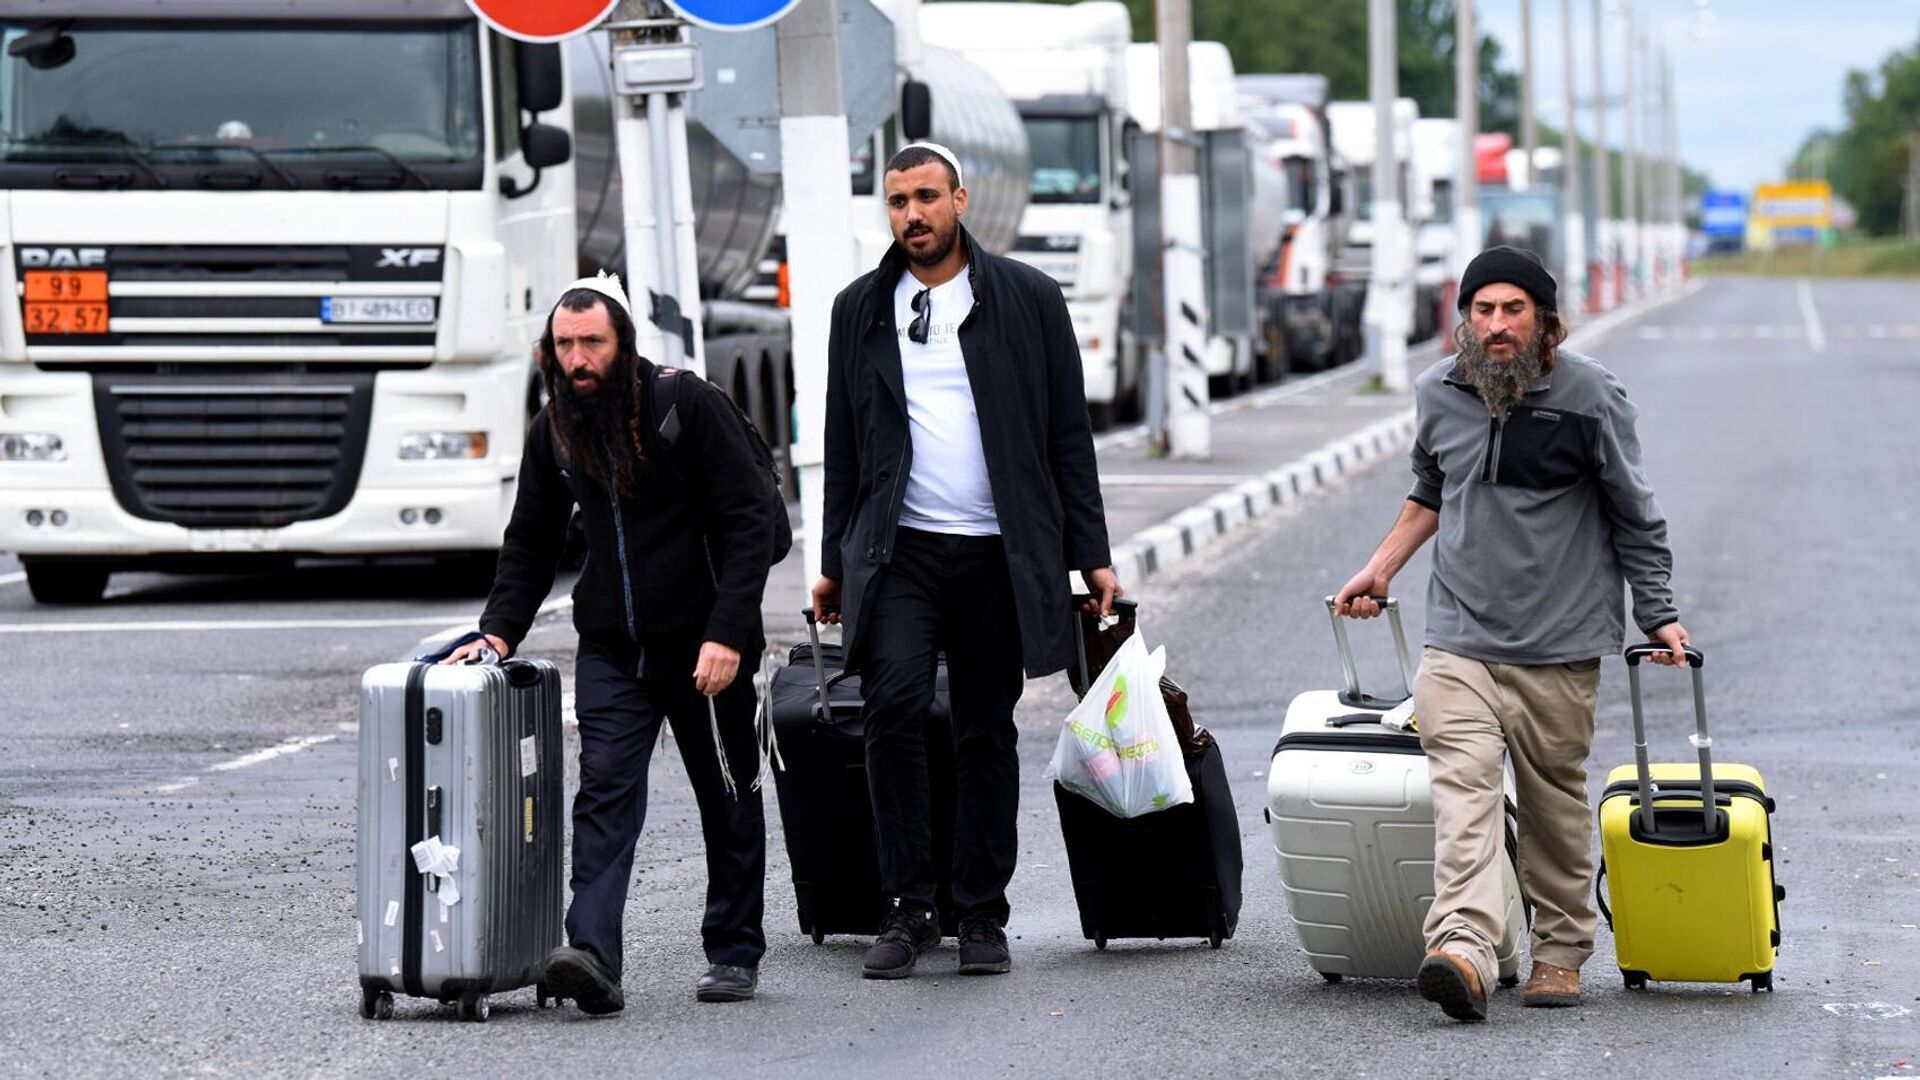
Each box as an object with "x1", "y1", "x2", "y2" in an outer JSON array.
[
  {"x1": 321, "y1": 297, "x2": 436, "y2": 324},
  {"x1": 188, "y1": 528, "x2": 282, "y2": 553}
]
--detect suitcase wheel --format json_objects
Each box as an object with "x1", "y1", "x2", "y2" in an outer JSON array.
[
  {"x1": 360, "y1": 988, "x2": 394, "y2": 1021},
  {"x1": 1623, "y1": 971, "x2": 1649, "y2": 991},
  {"x1": 1093, "y1": 934, "x2": 1108, "y2": 951},
  {"x1": 1208, "y1": 931, "x2": 1223, "y2": 950},
  {"x1": 1498, "y1": 973, "x2": 1520, "y2": 988},
  {"x1": 1320, "y1": 972, "x2": 1343, "y2": 985},
  {"x1": 535, "y1": 982, "x2": 552, "y2": 1009},
  {"x1": 811, "y1": 928, "x2": 825, "y2": 946},
  {"x1": 1749, "y1": 971, "x2": 1774, "y2": 994},
  {"x1": 457, "y1": 992, "x2": 491, "y2": 1023}
]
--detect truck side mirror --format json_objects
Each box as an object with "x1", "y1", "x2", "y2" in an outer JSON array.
[
  {"x1": 501, "y1": 123, "x2": 572, "y2": 198},
  {"x1": 900, "y1": 80, "x2": 933, "y2": 142},
  {"x1": 1329, "y1": 184, "x2": 1345, "y2": 215},
  {"x1": 517, "y1": 42, "x2": 564, "y2": 115}
]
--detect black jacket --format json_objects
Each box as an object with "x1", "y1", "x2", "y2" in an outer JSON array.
[
  {"x1": 480, "y1": 362, "x2": 774, "y2": 656},
  {"x1": 823, "y1": 228, "x2": 1110, "y2": 677}
]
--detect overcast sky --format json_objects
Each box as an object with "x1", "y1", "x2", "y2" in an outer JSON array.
[{"x1": 1473, "y1": 0, "x2": 1920, "y2": 193}]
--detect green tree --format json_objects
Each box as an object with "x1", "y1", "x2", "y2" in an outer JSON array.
[{"x1": 1819, "y1": 42, "x2": 1920, "y2": 236}]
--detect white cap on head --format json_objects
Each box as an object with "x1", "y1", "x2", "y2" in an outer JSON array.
[
  {"x1": 555, "y1": 270, "x2": 633, "y2": 320},
  {"x1": 898, "y1": 141, "x2": 963, "y2": 190}
]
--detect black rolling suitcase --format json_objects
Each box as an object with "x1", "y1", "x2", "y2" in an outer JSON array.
[
  {"x1": 766, "y1": 610, "x2": 957, "y2": 941},
  {"x1": 1053, "y1": 600, "x2": 1244, "y2": 949}
]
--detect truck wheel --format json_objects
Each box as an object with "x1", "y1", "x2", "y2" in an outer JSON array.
[{"x1": 24, "y1": 563, "x2": 109, "y2": 605}]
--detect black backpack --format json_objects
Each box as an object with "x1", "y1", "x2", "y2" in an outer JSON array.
[{"x1": 647, "y1": 366, "x2": 794, "y2": 568}]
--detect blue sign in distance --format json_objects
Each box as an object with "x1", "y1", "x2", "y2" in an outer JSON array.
[
  {"x1": 1700, "y1": 189, "x2": 1747, "y2": 239},
  {"x1": 663, "y1": 0, "x2": 802, "y2": 31}
]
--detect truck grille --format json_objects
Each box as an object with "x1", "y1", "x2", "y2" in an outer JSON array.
[{"x1": 92, "y1": 374, "x2": 375, "y2": 528}]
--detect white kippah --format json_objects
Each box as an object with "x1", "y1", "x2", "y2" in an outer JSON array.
[
  {"x1": 556, "y1": 270, "x2": 634, "y2": 319},
  {"x1": 899, "y1": 141, "x2": 963, "y2": 189}
]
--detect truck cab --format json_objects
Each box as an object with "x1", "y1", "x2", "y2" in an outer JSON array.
[
  {"x1": 0, "y1": 2, "x2": 576, "y2": 603},
  {"x1": 1410, "y1": 117, "x2": 1459, "y2": 343},
  {"x1": 920, "y1": 0, "x2": 1137, "y2": 428}
]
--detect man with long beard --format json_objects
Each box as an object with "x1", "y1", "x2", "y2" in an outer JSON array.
[
  {"x1": 1335, "y1": 246, "x2": 1692, "y2": 1021},
  {"x1": 443, "y1": 275, "x2": 776, "y2": 1010}
]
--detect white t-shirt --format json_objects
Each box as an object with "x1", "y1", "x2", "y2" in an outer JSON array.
[{"x1": 892, "y1": 267, "x2": 999, "y2": 536}]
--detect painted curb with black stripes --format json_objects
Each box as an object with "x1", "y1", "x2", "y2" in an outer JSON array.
[{"x1": 1106, "y1": 409, "x2": 1417, "y2": 587}]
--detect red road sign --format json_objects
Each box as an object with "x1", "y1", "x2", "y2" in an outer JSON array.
[{"x1": 463, "y1": 0, "x2": 621, "y2": 42}]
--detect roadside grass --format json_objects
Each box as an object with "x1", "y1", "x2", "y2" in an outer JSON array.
[{"x1": 1693, "y1": 237, "x2": 1920, "y2": 279}]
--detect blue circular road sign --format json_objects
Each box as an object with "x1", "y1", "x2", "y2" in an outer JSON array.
[{"x1": 663, "y1": 0, "x2": 803, "y2": 31}]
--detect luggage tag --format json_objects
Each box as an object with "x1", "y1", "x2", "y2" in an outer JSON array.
[{"x1": 1380, "y1": 698, "x2": 1417, "y2": 732}]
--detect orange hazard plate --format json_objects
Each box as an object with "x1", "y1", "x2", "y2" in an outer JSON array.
[
  {"x1": 24, "y1": 269, "x2": 108, "y2": 302},
  {"x1": 24, "y1": 301, "x2": 109, "y2": 334}
]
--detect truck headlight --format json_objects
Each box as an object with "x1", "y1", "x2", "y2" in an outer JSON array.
[
  {"x1": 398, "y1": 431, "x2": 489, "y2": 460},
  {"x1": 0, "y1": 433, "x2": 65, "y2": 462}
]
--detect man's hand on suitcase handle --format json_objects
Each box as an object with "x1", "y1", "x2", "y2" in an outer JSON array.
[
  {"x1": 1645, "y1": 621, "x2": 1692, "y2": 667},
  {"x1": 694, "y1": 641, "x2": 741, "y2": 696},
  {"x1": 810, "y1": 577, "x2": 843, "y2": 625},
  {"x1": 1334, "y1": 568, "x2": 1393, "y2": 618},
  {"x1": 1081, "y1": 567, "x2": 1124, "y2": 617},
  {"x1": 439, "y1": 633, "x2": 511, "y2": 665}
]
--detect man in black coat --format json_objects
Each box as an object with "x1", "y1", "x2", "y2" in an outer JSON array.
[
  {"x1": 443, "y1": 276, "x2": 775, "y2": 1009},
  {"x1": 810, "y1": 143, "x2": 1121, "y2": 980}
]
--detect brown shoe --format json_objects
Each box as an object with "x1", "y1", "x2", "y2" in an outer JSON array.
[
  {"x1": 1521, "y1": 962, "x2": 1581, "y2": 1008},
  {"x1": 1417, "y1": 951, "x2": 1488, "y2": 1022}
]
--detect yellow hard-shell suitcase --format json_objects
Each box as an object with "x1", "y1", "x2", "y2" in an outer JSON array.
[{"x1": 1596, "y1": 645, "x2": 1783, "y2": 993}]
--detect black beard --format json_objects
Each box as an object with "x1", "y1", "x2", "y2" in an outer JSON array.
[
  {"x1": 553, "y1": 352, "x2": 637, "y2": 491},
  {"x1": 1457, "y1": 324, "x2": 1547, "y2": 422},
  {"x1": 902, "y1": 222, "x2": 957, "y2": 268}
]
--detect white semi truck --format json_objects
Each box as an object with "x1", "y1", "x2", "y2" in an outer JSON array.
[
  {"x1": 0, "y1": 2, "x2": 579, "y2": 603},
  {"x1": 1236, "y1": 73, "x2": 1363, "y2": 373},
  {"x1": 1327, "y1": 97, "x2": 1422, "y2": 346},
  {"x1": 0, "y1": 0, "x2": 1028, "y2": 604},
  {"x1": 920, "y1": 0, "x2": 1138, "y2": 428}
]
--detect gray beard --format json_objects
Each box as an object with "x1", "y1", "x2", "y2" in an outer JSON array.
[{"x1": 1457, "y1": 327, "x2": 1547, "y2": 422}]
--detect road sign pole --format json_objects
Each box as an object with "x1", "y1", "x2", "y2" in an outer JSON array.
[{"x1": 776, "y1": 0, "x2": 856, "y2": 591}]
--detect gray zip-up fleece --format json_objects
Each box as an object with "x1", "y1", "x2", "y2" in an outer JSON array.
[{"x1": 1408, "y1": 347, "x2": 1678, "y2": 664}]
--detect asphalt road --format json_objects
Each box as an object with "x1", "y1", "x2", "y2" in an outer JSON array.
[{"x1": 1, "y1": 276, "x2": 1916, "y2": 1078}]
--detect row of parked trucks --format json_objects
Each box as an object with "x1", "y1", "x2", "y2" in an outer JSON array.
[{"x1": 0, "y1": 0, "x2": 1463, "y2": 603}]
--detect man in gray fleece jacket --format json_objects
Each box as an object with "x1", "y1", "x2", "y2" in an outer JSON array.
[{"x1": 1336, "y1": 246, "x2": 1691, "y2": 1022}]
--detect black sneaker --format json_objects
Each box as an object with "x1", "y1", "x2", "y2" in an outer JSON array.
[
  {"x1": 861, "y1": 903, "x2": 940, "y2": 980},
  {"x1": 694, "y1": 963, "x2": 758, "y2": 1003},
  {"x1": 956, "y1": 916, "x2": 1011, "y2": 976},
  {"x1": 542, "y1": 945, "x2": 626, "y2": 1015}
]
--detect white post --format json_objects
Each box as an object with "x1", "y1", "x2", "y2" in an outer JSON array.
[
  {"x1": 1367, "y1": 0, "x2": 1410, "y2": 390},
  {"x1": 1455, "y1": 0, "x2": 1481, "y2": 281},
  {"x1": 1560, "y1": 0, "x2": 1585, "y2": 318},
  {"x1": 778, "y1": 0, "x2": 857, "y2": 591},
  {"x1": 1590, "y1": 0, "x2": 1612, "y2": 310},
  {"x1": 1519, "y1": 0, "x2": 1537, "y2": 189},
  {"x1": 1159, "y1": 0, "x2": 1212, "y2": 459},
  {"x1": 610, "y1": 6, "x2": 707, "y2": 376},
  {"x1": 1620, "y1": 4, "x2": 1638, "y2": 301}
]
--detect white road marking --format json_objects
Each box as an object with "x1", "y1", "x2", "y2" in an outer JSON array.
[
  {"x1": 0, "y1": 614, "x2": 475, "y2": 635},
  {"x1": 0, "y1": 571, "x2": 24, "y2": 588},
  {"x1": 154, "y1": 777, "x2": 199, "y2": 795},
  {"x1": 208, "y1": 733, "x2": 338, "y2": 772},
  {"x1": 1821, "y1": 1002, "x2": 1910, "y2": 1020},
  {"x1": 1798, "y1": 277, "x2": 1826, "y2": 353},
  {"x1": 1637, "y1": 326, "x2": 1668, "y2": 340}
]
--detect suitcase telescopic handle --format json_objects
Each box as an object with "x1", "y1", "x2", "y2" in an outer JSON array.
[
  {"x1": 802, "y1": 607, "x2": 837, "y2": 723},
  {"x1": 1323, "y1": 596, "x2": 1415, "y2": 708},
  {"x1": 1623, "y1": 644, "x2": 1712, "y2": 837}
]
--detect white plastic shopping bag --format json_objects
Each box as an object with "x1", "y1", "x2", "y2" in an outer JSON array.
[{"x1": 1043, "y1": 634, "x2": 1194, "y2": 818}]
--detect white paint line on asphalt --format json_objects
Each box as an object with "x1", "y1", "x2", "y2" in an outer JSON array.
[
  {"x1": 0, "y1": 614, "x2": 475, "y2": 635},
  {"x1": 1821, "y1": 1002, "x2": 1909, "y2": 1020},
  {"x1": 150, "y1": 733, "x2": 340, "y2": 794},
  {"x1": 208, "y1": 733, "x2": 338, "y2": 772},
  {"x1": 0, "y1": 571, "x2": 24, "y2": 588},
  {"x1": 1798, "y1": 277, "x2": 1827, "y2": 353}
]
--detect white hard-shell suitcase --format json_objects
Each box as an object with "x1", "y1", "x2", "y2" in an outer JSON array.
[
  {"x1": 1265, "y1": 598, "x2": 1526, "y2": 985},
  {"x1": 355, "y1": 651, "x2": 565, "y2": 1021}
]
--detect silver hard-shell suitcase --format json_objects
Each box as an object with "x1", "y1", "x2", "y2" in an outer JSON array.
[
  {"x1": 356, "y1": 657, "x2": 564, "y2": 1021},
  {"x1": 1265, "y1": 598, "x2": 1526, "y2": 984}
]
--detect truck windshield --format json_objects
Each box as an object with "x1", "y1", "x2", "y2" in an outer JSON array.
[
  {"x1": 1023, "y1": 115, "x2": 1101, "y2": 205},
  {"x1": 1283, "y1": 157, "x2": 1316, "y2": 215},
  {"x1": 0, "y1": 22, "x2": 482, "y2": 190}
]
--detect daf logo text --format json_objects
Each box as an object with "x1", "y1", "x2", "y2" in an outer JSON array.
[{"x1": 19, "y1": 247, "x2": 107, "y2": 269}]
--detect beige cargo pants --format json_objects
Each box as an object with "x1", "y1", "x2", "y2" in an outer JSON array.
[{"x1": 1414, "y1": 646, "x2": 1603, "y2": 990}]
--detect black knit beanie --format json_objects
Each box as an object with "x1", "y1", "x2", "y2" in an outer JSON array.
[{"x1": 1457, "y1": 245, "x2": 1557, "y2": 312}]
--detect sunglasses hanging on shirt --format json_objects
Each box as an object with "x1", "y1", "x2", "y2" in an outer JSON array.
[{"x1": 908, "y1": 287, "x2": 931, "y2": 345}]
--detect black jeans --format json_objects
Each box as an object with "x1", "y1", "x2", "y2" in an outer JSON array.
[
  {"x1": 566, "y1": 636, "x2": 766, "y2": 979},
  {"x1": 859, "y1": 527, "x2": 1025, "y2": 926}
]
